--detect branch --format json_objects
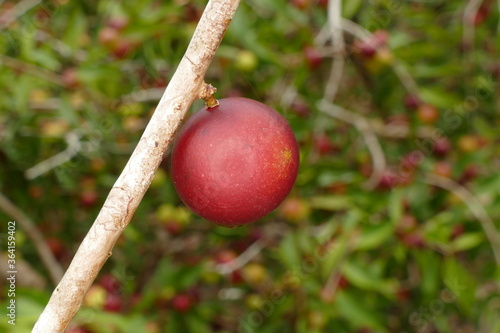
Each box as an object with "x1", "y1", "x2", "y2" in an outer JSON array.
[
  {"x1": 323, "y1": 0, "x2": 345, "y2": 102},
  {"x1": 216, "y1": 238, "x2": 268, "y2": 275},
  {"x1": 0, "y1": 192, "x2": 63, "y2": 285},
  {"x1": 32, "y1": 1, "x2": 241, "y2": 331},
  {"x1": 318, "y1": 100, "x2": 386, "y2": 190},
  {"x1": 0, "y1": 0, "x2": 41, "y2": 31},
  {"x1": 462, "y1": 0, "x2": 484, "y2": 51},
  {"x1": 423, "y1": 173, "x2": 500, "y2": 267},
  {"x1": 340, "y1": 19, "x2": 420, "y2": 97},
  {"x1": 25, "y1": 131, "x2": 82, "y2": 180},
  {"x1": 0, "y1": 54, "x2": 65, "y2": 86}
]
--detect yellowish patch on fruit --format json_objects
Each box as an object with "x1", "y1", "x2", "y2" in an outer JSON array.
[
  {"x1": 273, "y1": 147, "x2": 293, "y2": 178},
  {"x1": 282, "y1": 148, "x2": 292, "y2": 162}
]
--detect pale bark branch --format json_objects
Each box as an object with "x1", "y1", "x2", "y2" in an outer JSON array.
[
  {"x1": 0, "y1": 192, "x2": 64, "y2": 285},
  {"x1": 32, "y1": 1, "x2": 241, "y2": 331},
  {"x1": 324, "y1": 0, "x2": 345, "y2": 102},
  {"x1": 317, "y1": 100, "x2": 387, "y2": 190},
  {"x1": 0, "y1": 0, "x2": 41, "y2": 31},
  {"x1": 423, "y1": 173, "x2": 500, "y2": 267}
]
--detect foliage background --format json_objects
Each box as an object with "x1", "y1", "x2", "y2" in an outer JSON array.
[{"x1": 0, "y1": 0, "x2": 499, "y2": 332}]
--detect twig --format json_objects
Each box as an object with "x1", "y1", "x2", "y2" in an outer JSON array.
[
  {"x1": 36, "y1": 31, "x2": 88, "y2": 62},
  {"x1": 323, "y1": 0, "x2": 345, "y2": 102},
  {"x1": 318, "y1": 100, "x2": 386, "y2": 190},
  {"x1": 463, "y1": 0, "x2": 484, "y2": 51},
  {"x1": 0, "y1": 54, "x2": 65, "y2": 86},
  {"x1": 0, "y1": 0, "x2": 41, "y2": 31},
  {"x1": 320, "y1": 223, "x2": 360, "y2": 302},
  {"x1": 0, "y1": 192, "x2": 64, "y2": 285},
  {"x1": 0, "y1": 253, "x2": 47, "y2": 289},
  {"x1": 120, "y1": 87, "x2": 165, "y2": 103},
  {"x1": 25, "y1": 131, "x2": 82, "y2": 180},
  {"x1": 216, "y1": 238, "x2": 268, "y2": 275},
  {"x1": 32, "y1": 1, "x2": 241, "y2": 331},
  {"x1": 340, "y1": 19, "x2": 420, "y2": 98},
  {"x1": 370, "y1": 120, "x2": 437, "y2": 139},
  {"x1": 423, "y1": 173, "x2": 500, "y2": 267}
]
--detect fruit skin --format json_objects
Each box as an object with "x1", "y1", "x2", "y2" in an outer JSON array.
[
  {"x1": 416, "y1": 104, "x2": 439, "y2": 124},
  {"x1": 171, "y1": 97, "x2": 299, "y2": 227},
  {"x1": 171, "y1": 293, "x2": 193, "y2": 312}
]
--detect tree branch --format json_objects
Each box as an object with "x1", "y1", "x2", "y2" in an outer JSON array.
[
  {"x1": 317, "y1": 100, "x2": 387, "y2": 190},
  {"x1": 0, "y1": 0, "x2": 41, "y2": 31},
  {"x1": 323, "y1": 0, "x2": 345, "y2": 102},
  {"x1": 0, "y1": 54, "x2": 65, "y2": 86},
  {"x1": 0, "y1": 192, "x2": 63, "y2": 285},
  {"x1": 32, "y1": 1, "x2": 241, "y2": 331},
  {"x1": 340, "y1": 19, "x2": 420, "y2": 97},
  {"x1": 423, "y1": 173, "x2": 500, "y2": 267}
]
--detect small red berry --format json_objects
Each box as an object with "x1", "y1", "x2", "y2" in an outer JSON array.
[
  {"x1": 171, "y1": 293, "x2": 193, "y2": 312},
  {"x1": 104, "y1": 293, "x2": 122, "y2": 312}
]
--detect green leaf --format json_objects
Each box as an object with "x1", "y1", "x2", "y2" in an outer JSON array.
[
  {"x1": 343, "y1": 0, "x2": 363, "y2": 19},
  {"x1": 414, "y1": 250, "x2": 441, "y2": 299},
  {"x1": 388, "y1": 189, "x2": 403, "y2": 225},
  {"x1": 335, "y1": 291, "x2": 385, "y2": 331},
  {"x1": 309, "y1": 196, "x2": 352, "y2": 211},
  {"x1": 442, "y1": 257, "x2": 477, "y2": 315},
  {"x1": 341, "y1": 261, "x2": 396, "y2": 296},
  {"x1": 355, "y1": 223, "x2": 395, "y2": 251},
  {"x1": 451, "y1": 232, "x2": 485, "y2": 252},
  {"x1": 279, "y1": 232, "x2": 303, "y2": 270}
]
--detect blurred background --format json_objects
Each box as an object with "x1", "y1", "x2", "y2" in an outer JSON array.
[{"x1": 0, "y1": 0, "x2": 499, "y2": 332}]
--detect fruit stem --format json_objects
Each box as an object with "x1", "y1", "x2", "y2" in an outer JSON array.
[{"x1": 199, "y1": 82, "x2": 220, "y2": 109}]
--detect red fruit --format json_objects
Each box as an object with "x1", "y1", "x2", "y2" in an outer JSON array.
[
  {"x1": 106, "y1": 16, "x2": 129, "y2": 31},
  {"x1": 47, "y1": 237, "x2": 65, "y2": 259},
  {"x1": 401, "y1": 233, "x2": 425, "y2": 248},
  {"x1": 317, "y1": 0, "x2": 328, "y2": 8},
  {"x1": 62, "y1": 68, "x2": 80, "y2": 89},
  {"x1": 433, "y1": 138, "x2": 452, "y2": 157},
  {"x1": 396, "y1": 287, "x2": 411, "y2": 301},
  {"x1": 99, "y1": 274, "x2": 121, "y2": 294},
  {"x1": 396, "y1": 214, "x2": 418, "y2": 235},
  {"x1": 338, "y1": 274, "x2": 349, "y2": 289},
  {"x1": 291, "y1": 0, "x2": 312, "y2": 9},
  {"x1": 314, "y1": 133, "x2": 337, "y2": 155},
  {"x1": 372, "y1": 30, "x2": 389, "y2": 48},
  {"x1": 171, "y1": 293, "x2": 193, "y2": 312},
  {"x1": 355, "y1": 31, "x2": 389, "y2": 59},
  {"x1": 377, "y1": 169, "x2": 398, "y2": 190},
  {"x1": 164, "y1": 220, "x2": 183, "y2": 235},
  {"x1": 104, "y1": 293, "x2": 122, "y2": 312},
  {"x1": 416, "y1": 104, "x2": 439, "y2": 124},
  {"x1": 404, "y1": 94, "x2": 421, "y2": 109},
  {"x1": 79, "y1": 190, "x2": 98, "y2": 207},
  {"x1": 433, "y1": 161, "x2": 453, "y2": 178},
  {"x1": 215, "y1": 250, "x2": 238, "y2": 264},
  {"x1": 290, "y1": 98, "x2": 310, "y2": 118},
  {"x1": 171, "y1": 97, "x2": 299, "y2": 226},
  {"x1": 279, "y1": 197, "x2": 310, "y2": 222},
  {"x1": 98, "y1": 26, "x2": 119, "y2": 48},
  {"x1": 112, "y1": 38, "x2": 136, "y2": 59},
  {"x1": 459, "y1": 164, "x2": 479, "y2": 184},
  {"x1": 450, "y1": 224, "x2": 465, "y2": 241},
  {"x1": 230, "y1": 269, "x2": 244, "y2": 284},
  {"x1": 358, "y1": 42, "x2": 377, "y2": 58},
  {"x1": 304, "y1": 46, "x2": 322, "y2": 69}
]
